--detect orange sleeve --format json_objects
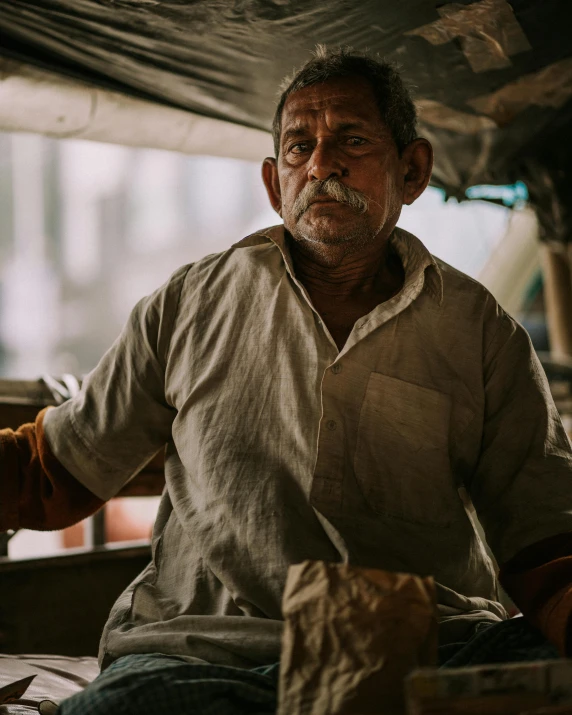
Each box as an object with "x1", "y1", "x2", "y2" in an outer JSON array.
[
  {"x1": 499, "y1": 532, "x2": 572, "y2": 656},
  {"x1": 0, "y1": 407, "x2": 105, "y2": 532}
]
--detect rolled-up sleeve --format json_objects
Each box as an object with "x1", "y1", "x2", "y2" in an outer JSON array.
[
  {"x1": 43, "y1": 264, "x2": 190, "y2": 501},
  {"x1": 468, "y1": 302, "x2": 572, "y2": 567}
]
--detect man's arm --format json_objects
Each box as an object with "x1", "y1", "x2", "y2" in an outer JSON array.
[
  {"x1": 0, "y1": 264, "x2": 190, "y2": 532},
  {"x1": 468, "y1": 299, "x2": 572, "y2": 655},
  {"x1": 499, "y1": 532, "x2": 572, "y2": 655},
  {"x1": 0, "y1": 408, "x2": 104, "y2": 532}
]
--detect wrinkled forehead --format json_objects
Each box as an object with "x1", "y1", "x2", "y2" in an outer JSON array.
[{"x1": 280, "y1": 76, "x2": 388, "y2": 137}]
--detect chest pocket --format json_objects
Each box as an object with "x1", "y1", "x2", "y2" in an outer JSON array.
[{"x1": 354, "y1": 373, "x2": 460, "y2": 527}]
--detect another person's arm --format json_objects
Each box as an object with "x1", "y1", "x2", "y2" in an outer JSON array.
[{"x1": 0, "y1": 409, "x2": 104, "y2": 531}]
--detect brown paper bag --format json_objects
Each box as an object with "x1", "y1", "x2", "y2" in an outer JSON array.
[{"x1": 278, "y1": 561, "x2": 438, "y2": 715}]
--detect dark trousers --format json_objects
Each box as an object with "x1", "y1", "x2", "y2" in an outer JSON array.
[{"x1": 59, "y1": 618, "x2": 559, "y2": 715}]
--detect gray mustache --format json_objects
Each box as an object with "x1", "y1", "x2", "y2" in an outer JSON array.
[{"x1": 292, "y1": 178, "x2": 370, "y2": 220}]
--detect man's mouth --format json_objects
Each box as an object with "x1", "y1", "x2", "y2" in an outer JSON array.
[{"x1": 309, "y1": 196, "x2": 343, "y2": 206}]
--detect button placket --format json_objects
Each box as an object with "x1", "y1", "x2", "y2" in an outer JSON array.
[{"x1": 311, "y1": 365, "x2": 347, "y2": 512}]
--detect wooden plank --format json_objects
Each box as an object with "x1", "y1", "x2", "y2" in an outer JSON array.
[
  {"x1": 0, "y1": 379, "x2": 56, "y2": 405},
  {"x1": 0, "y1": 542, "x2": 151, "y2": 572},
  {"x1": 0, "y1": 403, "x2": 54, "y2": 430}
]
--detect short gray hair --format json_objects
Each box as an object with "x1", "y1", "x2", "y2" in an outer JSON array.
[{"x1": 272, "y1": 46, "x2": 417, "y2": 158}]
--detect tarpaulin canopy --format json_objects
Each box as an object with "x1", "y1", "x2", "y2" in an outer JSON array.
[{"x1": 0, "y1": 0, "x2": 571, "y2": 239}]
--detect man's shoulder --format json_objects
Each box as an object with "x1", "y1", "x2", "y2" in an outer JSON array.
[
  {"x1": 184, "y1": 225, "x2": 282, "y2": 277},
  {"x1": 157, "y1": 226, "x2": 284, "y2": 308},
  {"x1": 430, "y1": 254, "x2": 523, "y2": 343},
  {"x1": 434, "y1": 255, "x2": 486, "y2": 290},
  {"x1": 394, "y1": 227, "x2": 491, "y2": 307},
  {"x1": 230, "y1": 225, "x2": 282, "y2": 250},
  {"x1": 430, "y1": 254, "x2": 496, "y2": 307}
]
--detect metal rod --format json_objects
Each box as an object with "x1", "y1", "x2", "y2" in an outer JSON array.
[
  {"x1": 0, "y1": 530, "x2": 17, "y2": 558},
  {"x1": 85, "y1": 509, "x2": 106, "y2": 549}
]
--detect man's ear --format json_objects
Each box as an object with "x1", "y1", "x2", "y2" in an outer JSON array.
[
  {"x1": 262, "y1": 157, "x2": 282, "y2": 216},
  {"x1": 401, "y1": 138, "x2": 433, "y2": 206}
]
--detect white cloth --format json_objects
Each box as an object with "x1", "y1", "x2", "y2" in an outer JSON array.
[{"x1": 0, "y1": 654, "x2": 98, "y2": 713}]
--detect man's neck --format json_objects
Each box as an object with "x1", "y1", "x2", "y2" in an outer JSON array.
[
  {"x1": 288, "y1": 232, "x2": 403, "y2": 299},
  {"x1": 287, "y1": 231, "x2": 405, "y2": 350}
]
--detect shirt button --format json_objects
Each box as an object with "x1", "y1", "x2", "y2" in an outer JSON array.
[
  {"x1": 326, "y1": 419, "x2": 337, "y2": 431},
  {"x1": 331, "y1": 363, "x2": 342, "y2": 374}
]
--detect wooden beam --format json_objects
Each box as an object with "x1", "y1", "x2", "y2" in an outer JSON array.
[{"x1": 540, "y1": 244, "x2": 572, "y2": 360}]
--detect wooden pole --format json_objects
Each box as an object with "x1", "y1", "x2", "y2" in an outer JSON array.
[{"x1": 540, "y1": 243, "x2": 572, "y2": 360}]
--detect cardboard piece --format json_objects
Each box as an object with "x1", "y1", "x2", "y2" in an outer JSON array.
[
  {"x1": 0, "y1": 674, "x2": 36, "y2": 705},
  {"x1": 278, "y1": 561, "x2": 437, "y2": 715},
  {"x1": 406, "y1": 659, "x2": 572, "y2": 714}
]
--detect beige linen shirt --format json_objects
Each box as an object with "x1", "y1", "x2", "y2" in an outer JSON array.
[{"x1": 44, "y1": 225, "x2": 572, "y2": 668}]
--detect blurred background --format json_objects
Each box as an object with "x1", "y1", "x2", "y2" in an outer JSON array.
[{"x1": 0, "y1": 132, "x2": 544, "y2": 558}]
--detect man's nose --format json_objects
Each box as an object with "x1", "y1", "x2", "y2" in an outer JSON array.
[{"x1": 308, "y1": 141, "x2": 346, "y2": 182}]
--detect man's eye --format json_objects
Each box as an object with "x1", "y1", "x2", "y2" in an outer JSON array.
[
  {"x1": 346, "y1": 136, "x2": 366, "y2": 146},
  {"x1": 290, "y1": 142, "x2": 310, "y2": 154}
]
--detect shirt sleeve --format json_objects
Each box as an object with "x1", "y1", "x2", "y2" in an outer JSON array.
[
  {"x1": 467, "y1": 300, "x2": 572, "y2": 653},
  {"x1": 468, "y1": 298, "x2": 572, "y2": 567},
  {"x1": 42, "y1": 264, "x2": 190, "y2": 501}
]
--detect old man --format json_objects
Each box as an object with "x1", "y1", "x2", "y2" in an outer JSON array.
[{"x1": 2, "y1": 47, "x2": 572, "y2": 714}]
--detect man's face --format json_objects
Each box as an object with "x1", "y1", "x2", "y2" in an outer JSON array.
[{"x1": 275, "y1": 76, "x2": 405, "y2": 250}]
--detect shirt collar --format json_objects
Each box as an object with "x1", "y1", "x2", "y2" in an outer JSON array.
[
  {"x1": 239, "y1": 224, "x2": 444, "y2": 307},
  {"x1": 391, "y1": 227, "x2": 444, "y2": 306}
]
